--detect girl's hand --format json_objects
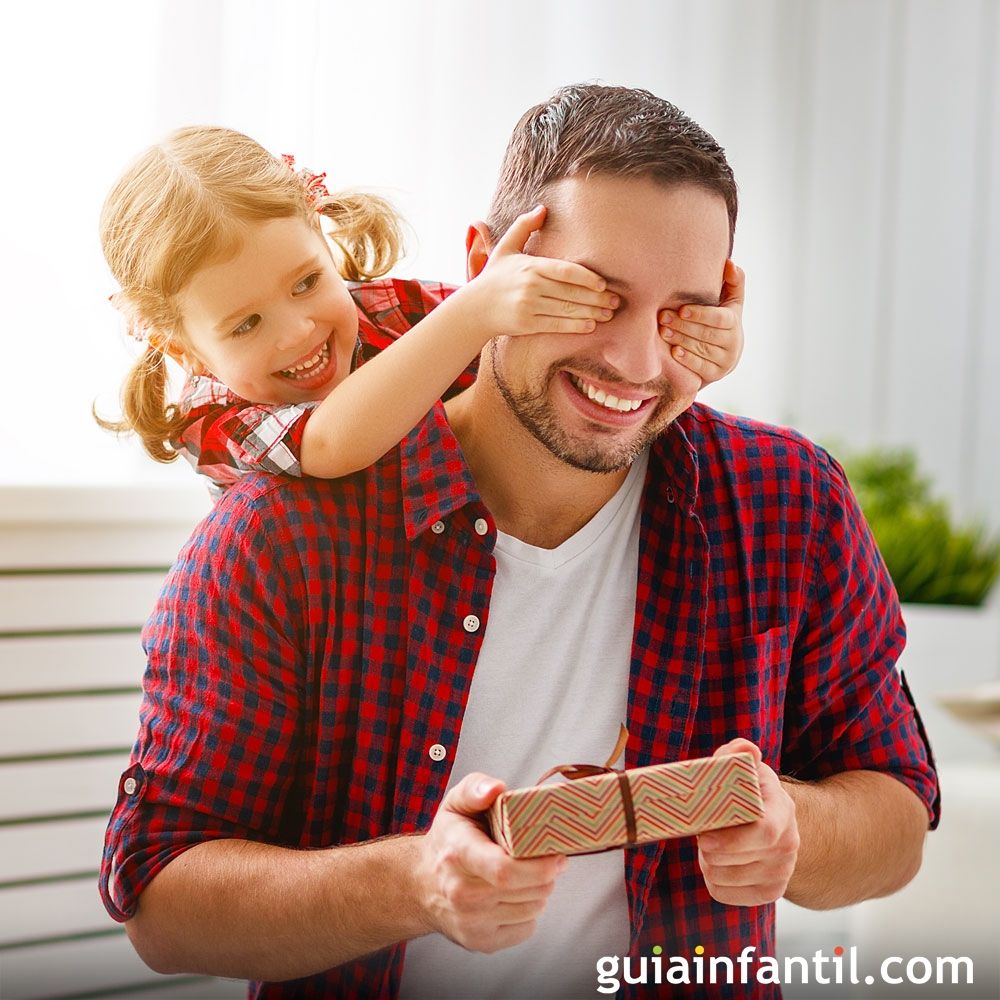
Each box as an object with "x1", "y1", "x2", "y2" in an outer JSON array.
[
  {"x1": 477, "y1": 206, "x2": 619, "y2": 336},
  {"x1": 659, "y1": 260, "x2": 746, "y2": 387}
]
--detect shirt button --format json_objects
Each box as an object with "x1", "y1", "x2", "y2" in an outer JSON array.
[
  {"x1": 474, "y1": 518, "x2": 489, "y2": 536},
  {"x1": 463, "y1": 614, "x2": 480, "y2": 633},
  {"x1": 123, "y1": 777, "x2": 137, "y2": 795},
  {"x1": 431, "y1": 520, "x2": 445, "y2": 534},
  {"x1": 429, "y1": 743, "x2": 447, "y2": 761}
]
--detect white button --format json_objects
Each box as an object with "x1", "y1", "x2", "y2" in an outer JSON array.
[
  {"x1": 474, "y1": 518, "x2": 489, "y2": 536},
  {"x1": 431, "y1": 520, "x2": 445, "y2": 534},
  {"x1": 123, "y1": 777, "x2": 137, "y2": 795},
  {"x1": 463, "y1": 614, "x2": 480, "y2": 633},
  {"x1": 429, "y1": 743, "x2": 447, "y2": 761}
]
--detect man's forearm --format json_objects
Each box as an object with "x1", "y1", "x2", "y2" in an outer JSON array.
[
  {"x1": 781, "y1": 770, "x2": 929, "y2": 910},
  {"x1": 125, "y1": 834, "x2": 429, "y2": 982}
]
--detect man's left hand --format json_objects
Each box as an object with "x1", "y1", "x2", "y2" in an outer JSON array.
[{"x1": 696, "y1": 739, "x2": 800, "y2": 906}]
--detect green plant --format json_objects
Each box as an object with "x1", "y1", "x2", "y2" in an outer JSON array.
[{"x1": 837, "y1": 447, "x2": 1000, "y2": 606}]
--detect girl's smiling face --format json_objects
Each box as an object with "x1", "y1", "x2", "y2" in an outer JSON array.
[{"x1": 174, "y1": 216, "x2": 359, "y2": 404}]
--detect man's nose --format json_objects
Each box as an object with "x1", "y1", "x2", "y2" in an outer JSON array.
[{"x1": 595, "y1": 312, "x2": 666, "y2": 386}]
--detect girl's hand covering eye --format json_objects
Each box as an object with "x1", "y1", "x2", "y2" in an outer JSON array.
[
  {"x1": 474, "y1": 206, "x2": 620, "y2": 337},
  {"x1": 659, "y1": 260, "x2": 745, "y2": 387}
]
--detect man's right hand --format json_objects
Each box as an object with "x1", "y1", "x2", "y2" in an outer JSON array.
[{"x1": 414, "y1": 772, "x2": 568, "y2": 953}]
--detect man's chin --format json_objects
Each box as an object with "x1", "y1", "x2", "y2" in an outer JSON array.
[
  {"x1": 548, "y1": 424, "x2": 669, "y2": 474},
  {"x1": 490, "y1": 344, "x2": 685, "y2": 473},
  {"x1": 545, "y1": 385, "x2": 686, "y2": 473},
  {"x1": 507, "y1": 397, "x2": 676, "y2": 474}
]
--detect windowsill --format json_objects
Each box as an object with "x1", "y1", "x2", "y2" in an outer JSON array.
[{"x1": 0, "y1": 484, "x2": 213, "y2": 525}]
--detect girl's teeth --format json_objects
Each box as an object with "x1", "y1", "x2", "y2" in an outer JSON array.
[
  {"x1": 281, "y1": 343, "x2": 330, "y2": 378},
  {"x1": 572, "y1": 375, "x2": 643, "y2": 412}
]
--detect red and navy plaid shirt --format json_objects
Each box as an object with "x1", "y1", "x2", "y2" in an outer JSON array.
[
  {"x1": 171, "y1": 279, "x2": 462, "y2": 497},
  {"x1": 100, "y1": 284, "x2": 939, "y2": 999}
]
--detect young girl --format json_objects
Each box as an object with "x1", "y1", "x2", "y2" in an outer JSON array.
[{"x1": 99, "y1": 126, "x2": 745, "y2": 495}]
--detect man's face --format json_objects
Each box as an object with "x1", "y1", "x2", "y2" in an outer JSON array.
[{"x1": 483, "y1": 175, "x2": 731, "y2": 473}]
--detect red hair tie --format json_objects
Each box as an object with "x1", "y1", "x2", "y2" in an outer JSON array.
[{"x1": 280, "y1": 153, "x2": 330, "y2": 211}]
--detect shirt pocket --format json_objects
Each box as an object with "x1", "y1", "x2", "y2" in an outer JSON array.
[{"x1": 693, "y1": 625, "x2": 791, "y2": 766}]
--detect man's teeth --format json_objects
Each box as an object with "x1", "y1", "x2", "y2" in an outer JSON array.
[
  {"x1": 570, "y1": 375, "x2": 644, "y2": 412},
  {"x1": 280, "y1": 343, "x2": 330, "y2": 378}
]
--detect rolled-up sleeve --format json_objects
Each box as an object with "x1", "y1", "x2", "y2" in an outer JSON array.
[
  {"x1": 780, "y1": 452, "x2": 941, "y2": 830},
  {"x1": 99, "y1": 487, "x2": 306, "y2": 921}
]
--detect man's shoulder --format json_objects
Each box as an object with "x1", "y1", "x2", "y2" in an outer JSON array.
[
  {"x1": 677, "y1": 402, "x2": 836, "y2": 476},
  {"x1": 184, "y1": 470, "x2": 373, "y2": 558},
  {"x1": 661, "y1": 403, "x2": 846, "y2": 517}
]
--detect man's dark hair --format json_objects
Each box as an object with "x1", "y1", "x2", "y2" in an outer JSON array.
[{"x1": 486, "y1": 83, "x2": 738, "y2": 253}]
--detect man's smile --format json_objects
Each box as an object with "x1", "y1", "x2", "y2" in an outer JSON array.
[
  {"x1": 566, "y1": 372, "x2": 655, "y2": 412},
  {"x1": 558, "y1": 370, "x2": 658, "y2": 428}
]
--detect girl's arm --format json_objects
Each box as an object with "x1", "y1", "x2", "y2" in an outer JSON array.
[{"x1": 300, "y1": 206, "x2": 618, "y2": 478}]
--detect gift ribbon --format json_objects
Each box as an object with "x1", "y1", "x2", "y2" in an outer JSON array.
[{"x1": 535, "y1": 723, "x2": 637, "y2": 846}]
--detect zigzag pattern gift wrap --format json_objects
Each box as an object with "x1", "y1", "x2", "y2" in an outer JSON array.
[{"x1": 488, "y1": 752, "x2": 764, "y2": 858}]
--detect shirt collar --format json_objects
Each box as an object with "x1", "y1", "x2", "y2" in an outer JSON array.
[
  {"x1": 397, "y1": 405, "x2": 702, "y2": 541},
  {"x1": 648, "y1": 409, "x2": 701, "y2": 510}
]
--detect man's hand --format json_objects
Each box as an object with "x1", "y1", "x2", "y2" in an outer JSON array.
[
  {"x1": 414, "y1": 772, "x2": 568, "y2": 953},
  {"x1": 696, "y1": 739, "x2": 799, "y2": 906}
]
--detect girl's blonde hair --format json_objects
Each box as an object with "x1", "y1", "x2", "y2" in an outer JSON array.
[{"x1": 97, "y1": 125, "x2": 404, "y2": 462}]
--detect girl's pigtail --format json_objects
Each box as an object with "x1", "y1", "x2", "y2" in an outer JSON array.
[
  {"x1": 316, "y1": 192, "x2": 405, "y2": 281},
  {"x1": 93, "y1": 344, "x2": 188, "y2": 464}
]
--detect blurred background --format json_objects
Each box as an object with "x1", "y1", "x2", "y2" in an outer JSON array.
[
  {"x1": 0, "y1": 0, "x2": 997, "y2": 522},
  {"x1": 1, "y1": 1, "x2": 998, "y2": 998}
]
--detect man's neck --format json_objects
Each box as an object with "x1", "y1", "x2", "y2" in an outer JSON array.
[{"x1": 444, "y1": 380, "x2": 630, "y2": 550}]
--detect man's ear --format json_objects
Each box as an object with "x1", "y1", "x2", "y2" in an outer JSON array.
[{"x1": 465, "y1": 221, "x2": 493, "y2": 281}]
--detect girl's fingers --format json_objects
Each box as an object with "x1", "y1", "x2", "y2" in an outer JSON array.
[
  {"x1": 514, "y1": 317, "x2": 599, "y2": 336},
  {"x1": 660, "y1": 306, "x2": 736, "y2": 334},
  {"x1": 722, "y1": 260, "x2": 746, "y2": 305},
  {"x1": 535, "y1": 276, "x2": 619, "y2": 311},
  {"x1": 543, "y1": 317, "x2": 600, "y2": 335},
  {"x1": 660, "y1": 323, "x2": 728, "y2": 360},
  {"x1": 492, "y1": 206, "x2": 548, "y2": 256},
  {"x1": 537, "y1": 295, "x2": 615, "y2": 322},
  {"x1": 669, "y1": 344, "x2": 725, "y2": 383},
  {"x1": 530, "y1": 273, "x2": 619, "y2": 318},
  {"x1": 533, "y1": 257, "x2": 609, "y2": 294}
]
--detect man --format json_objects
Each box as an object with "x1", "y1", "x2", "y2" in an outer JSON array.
[{"x1": 101, "y1": 85, "x2": 938, "y2": 999}]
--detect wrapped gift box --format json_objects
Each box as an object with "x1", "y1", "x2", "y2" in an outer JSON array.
[{"x1": 488, "y1": 751, "x2": 764, "y2": 858}]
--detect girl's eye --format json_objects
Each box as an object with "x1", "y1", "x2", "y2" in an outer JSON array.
[
  {"x1": 293, "y1": 272, "x2": 321, "y2": 295},
  {"x1": 231, "y1": 315, "x2": 260, "y2": 338}
]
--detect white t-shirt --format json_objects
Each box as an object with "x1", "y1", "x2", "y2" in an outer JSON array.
[{"x1": 399, "y1": 450, "x2": 649, "y2": 1000}]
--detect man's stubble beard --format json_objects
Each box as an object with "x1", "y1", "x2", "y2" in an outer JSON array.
[{"x1": 488, "y1": 339, "x2": 681, "y2": 474}]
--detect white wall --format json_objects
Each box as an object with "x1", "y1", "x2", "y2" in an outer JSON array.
[
  {"x1": 779, "y1": 0, "x2": 1000, "y2": 529},
  {"x1": 1, "y1": 0, "x2": 996, "y2": 528}
]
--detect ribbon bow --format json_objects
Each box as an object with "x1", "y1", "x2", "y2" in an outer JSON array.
[
  {"x1": 535, "y1": 723, "x2": 637, "y2": 846},
  {"x1": 280, "y1": 153, "x2": 330, "y2": 210}
]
